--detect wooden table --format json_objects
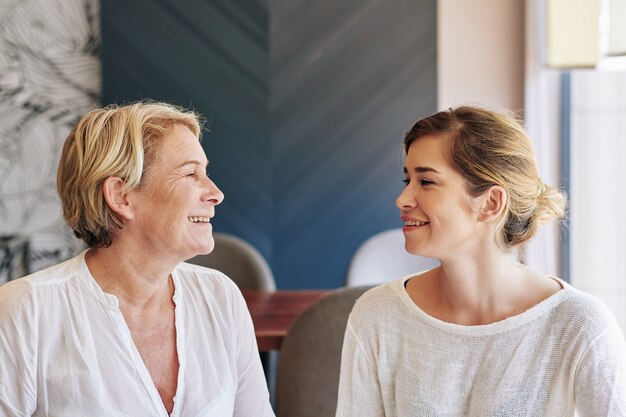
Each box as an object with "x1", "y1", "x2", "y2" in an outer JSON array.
[{"x1": 242, "y1": 290, "x2": 330, "y2": 351}]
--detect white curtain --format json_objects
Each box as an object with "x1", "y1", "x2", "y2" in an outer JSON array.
[
  {"x1": 525, "y1": 0, "x2": 626, "y2": 333},
  {"x1": 569, "y1": 71, "x2": 626, "y2": 333}
]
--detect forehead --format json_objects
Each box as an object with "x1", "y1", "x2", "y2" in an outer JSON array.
[
  {"x1": 405, "y1": 134, "x2": 451, "y2": 167},
  {"x1": 157, "y1": 124, "x2": 207, "y2": 166}
]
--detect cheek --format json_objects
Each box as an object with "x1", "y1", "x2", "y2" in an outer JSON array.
[
  {"x1": 431, "y1": 198, "x2": 473, "y2": 226},
  {"x1": 454, "y1": 192, "x2": 478, "y2": 215}
]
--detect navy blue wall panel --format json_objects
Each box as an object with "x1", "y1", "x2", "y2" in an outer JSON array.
[
  {"x1": 102, "y1": 0, "x2": 436, "y2": 289},
  {"x1": 102, "y1": 0, "x2": 273, "y2": 261},
  {"x1": 270, "y1": 0, "x2": 436, "y2": 288}
]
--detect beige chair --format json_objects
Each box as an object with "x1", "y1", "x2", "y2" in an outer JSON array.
[
  {"x1": 276, "y1": 286, "x2": 373, "y2": 417},
  {"x1": 345, "y1": 228, "x2": 439, "y2": 286},
  {"x1": 187, "y1": 232, "x2": 276, "y2": 291}
]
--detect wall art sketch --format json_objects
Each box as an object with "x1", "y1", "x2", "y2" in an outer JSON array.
[{"x1": 0, "y1": 0, "x2": 101, "y2": 282}]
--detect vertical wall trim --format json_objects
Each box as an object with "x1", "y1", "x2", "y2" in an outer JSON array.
[{"x1": 560, "y1": 71, "x2": 571, "y2": 282}]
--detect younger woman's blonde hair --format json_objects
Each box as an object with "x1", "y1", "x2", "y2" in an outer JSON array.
[
  {"x1": 57, "y1": 101, "x2": 202, "y2": 248},
  {"x1": 404, "y1": 106, "x2": 566, "y2": 249}
]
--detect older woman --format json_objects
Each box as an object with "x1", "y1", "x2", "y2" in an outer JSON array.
[
  {"x1": 0, "y1": 102, "x2": 274, "y2": 417},
  {"x1": 336, "y1": 106, "x2": 626, "y2": 416}
]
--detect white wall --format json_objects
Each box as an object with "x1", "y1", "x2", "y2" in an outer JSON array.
[
  {"x1": 0, "y1": 0, "x2": 99, "y2": 280},
  {"x1": 438, "y1": 0, "x2": 525, "y2": 111}
]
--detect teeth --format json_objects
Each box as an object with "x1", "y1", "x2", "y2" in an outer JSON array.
[
  {"x1": 405, "y1": 220, "x2": 428, "y2": 226},
  {"x1": 188, "y1": 216, "x2": 210, "y2": 223}
]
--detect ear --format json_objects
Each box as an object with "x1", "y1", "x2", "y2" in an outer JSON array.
[
  {"x1": 102, "y1": 176, "x2": 134, "y2": 221},
  {"x1": 478, "y1": 185, "x2": 507, "y2": 222}
]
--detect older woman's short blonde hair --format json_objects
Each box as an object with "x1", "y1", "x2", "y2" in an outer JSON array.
[{"x1": 57, "y1": 101, "x2": 202, "y2": 248}]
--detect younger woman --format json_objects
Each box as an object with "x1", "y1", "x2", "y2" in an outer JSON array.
[{"x1": 336, "y1": 106, "x2": 626, "y2": 416}]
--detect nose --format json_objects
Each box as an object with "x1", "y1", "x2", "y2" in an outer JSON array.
[
  {"x1": 396, "y1": 184, "x2": 416, "y2": 211},
  {"x1": 202, "y1": 177, "x2": 224, "y2": 205}
]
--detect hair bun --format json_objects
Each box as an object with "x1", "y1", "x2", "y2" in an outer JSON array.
[{"x1": 533, "y1": 182, "x2": 566, "y2": 228}]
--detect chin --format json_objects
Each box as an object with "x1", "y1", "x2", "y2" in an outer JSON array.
[
  {"x1": 404, "y1": 242, "x2": 431, "y2": 258},
  {"x1": 195, "y1": 240, "x2": 215, "y2": 255}
]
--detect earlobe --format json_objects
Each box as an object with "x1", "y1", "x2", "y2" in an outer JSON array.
[
  {"x1": 102, "y1": 176, "x2": 134, "y2": 221},
  {"x1": 479, "y1": 186, "x2": 507, "y2": 222}
]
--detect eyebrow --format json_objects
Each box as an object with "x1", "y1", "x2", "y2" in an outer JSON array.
[
  {"x1": 176, "y1": 160, "x2": 208, "y2": 169},
  {"x1": 403, "y1": 166, "x2": 441, "y2": 174}
]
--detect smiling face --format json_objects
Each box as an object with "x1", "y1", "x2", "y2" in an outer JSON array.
[
  {"x1": 126, "y1": 124, "x2": 224, "y2": 262},
  {"x1": 396, "y1": 134, "x2": 483, "y2": 260}
]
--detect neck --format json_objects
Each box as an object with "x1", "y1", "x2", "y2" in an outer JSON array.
[
  {"x1": 433, "y1": 245, "x2": 528, "y2": 324},
  {"x1": 85, "y1": 239, "x2": 177, "y2": 313}
]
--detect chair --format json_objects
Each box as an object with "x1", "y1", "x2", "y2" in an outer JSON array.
[
  {"x1": 345, "y1": 228, "x2": 439, "y2": 287},
  {"x1": 276, "y1": 286, "x2": 373, "y2": 417},
  {"x1": 187, "y1": 232, "x2": 276, "y2": 291}
]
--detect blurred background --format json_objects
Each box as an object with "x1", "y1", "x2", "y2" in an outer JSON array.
[{"x1": 1, "y1": 0, "x2": 624, "y2": 331}]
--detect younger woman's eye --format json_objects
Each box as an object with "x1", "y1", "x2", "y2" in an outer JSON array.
[
  {"x1": 402, "y1": 178, "x2": 410, "y2": 185},
  {"x1": 420, "y1": 179, "x2": 434, "y2": 186}
]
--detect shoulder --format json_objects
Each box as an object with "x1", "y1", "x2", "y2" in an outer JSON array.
[
  {"x1": 0, "y1": 277, "x2": 36, "y2": 321},
  {"x1": 548, "y1": 284, "x2": 625, "y2": 357},
  {"x1": 0, "y1": 254, "x2": 85, "y2": 314},
  {"x1": 348, "y1": 279, "x2": 409, "y2": 330},
  {"x1": 556, "y1": 287, "x2": 626, "y2": 396},
  {"x1": 175, "y1": 262, "x2": 239, "y2": 291},
  {"x1": 353, "y1": 279, "x2": 404, "y2": 307},
  {"x1": 174, "y1": 262, "x2": 246, "y2": 311},
  {"x1": 555, "y1": 285, "x2": 620, "y2": 334}
]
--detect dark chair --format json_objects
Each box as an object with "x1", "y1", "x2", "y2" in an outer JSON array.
[
  {"x1": 187, "y1": 232, "x2": 276, "y2": 291},
  {"x1": 276, "y1": 286, "x2": 373, "y2": 417}
]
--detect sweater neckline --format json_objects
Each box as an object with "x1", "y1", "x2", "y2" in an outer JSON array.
[{"x1": 392, "y1": 275, "x2": 574, "y2": 337}]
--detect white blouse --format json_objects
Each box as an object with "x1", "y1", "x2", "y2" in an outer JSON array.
[{"x1": 0, "y1": 252, "x2": 274, "y2": 417}]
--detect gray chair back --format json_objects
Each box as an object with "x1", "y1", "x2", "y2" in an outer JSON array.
[
  {"x1": 187, "y1": 232, "x2": 276, "y2": 291},
  {"x1": 276, "y1": 286, "x2": 373, "y2": 417}
]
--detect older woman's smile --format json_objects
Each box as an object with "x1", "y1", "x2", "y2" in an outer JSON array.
[{"x1": 188, "y1": 216, "x2": 211, "y2": 223}]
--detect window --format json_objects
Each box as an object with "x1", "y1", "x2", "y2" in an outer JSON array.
[{"x1": 569, "y1": 71, "x2": 626, "y2": 333}]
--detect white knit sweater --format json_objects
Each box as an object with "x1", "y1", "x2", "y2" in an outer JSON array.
[{"x1": 336, "y1": 278, "x2": 626, "y2": 416}]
